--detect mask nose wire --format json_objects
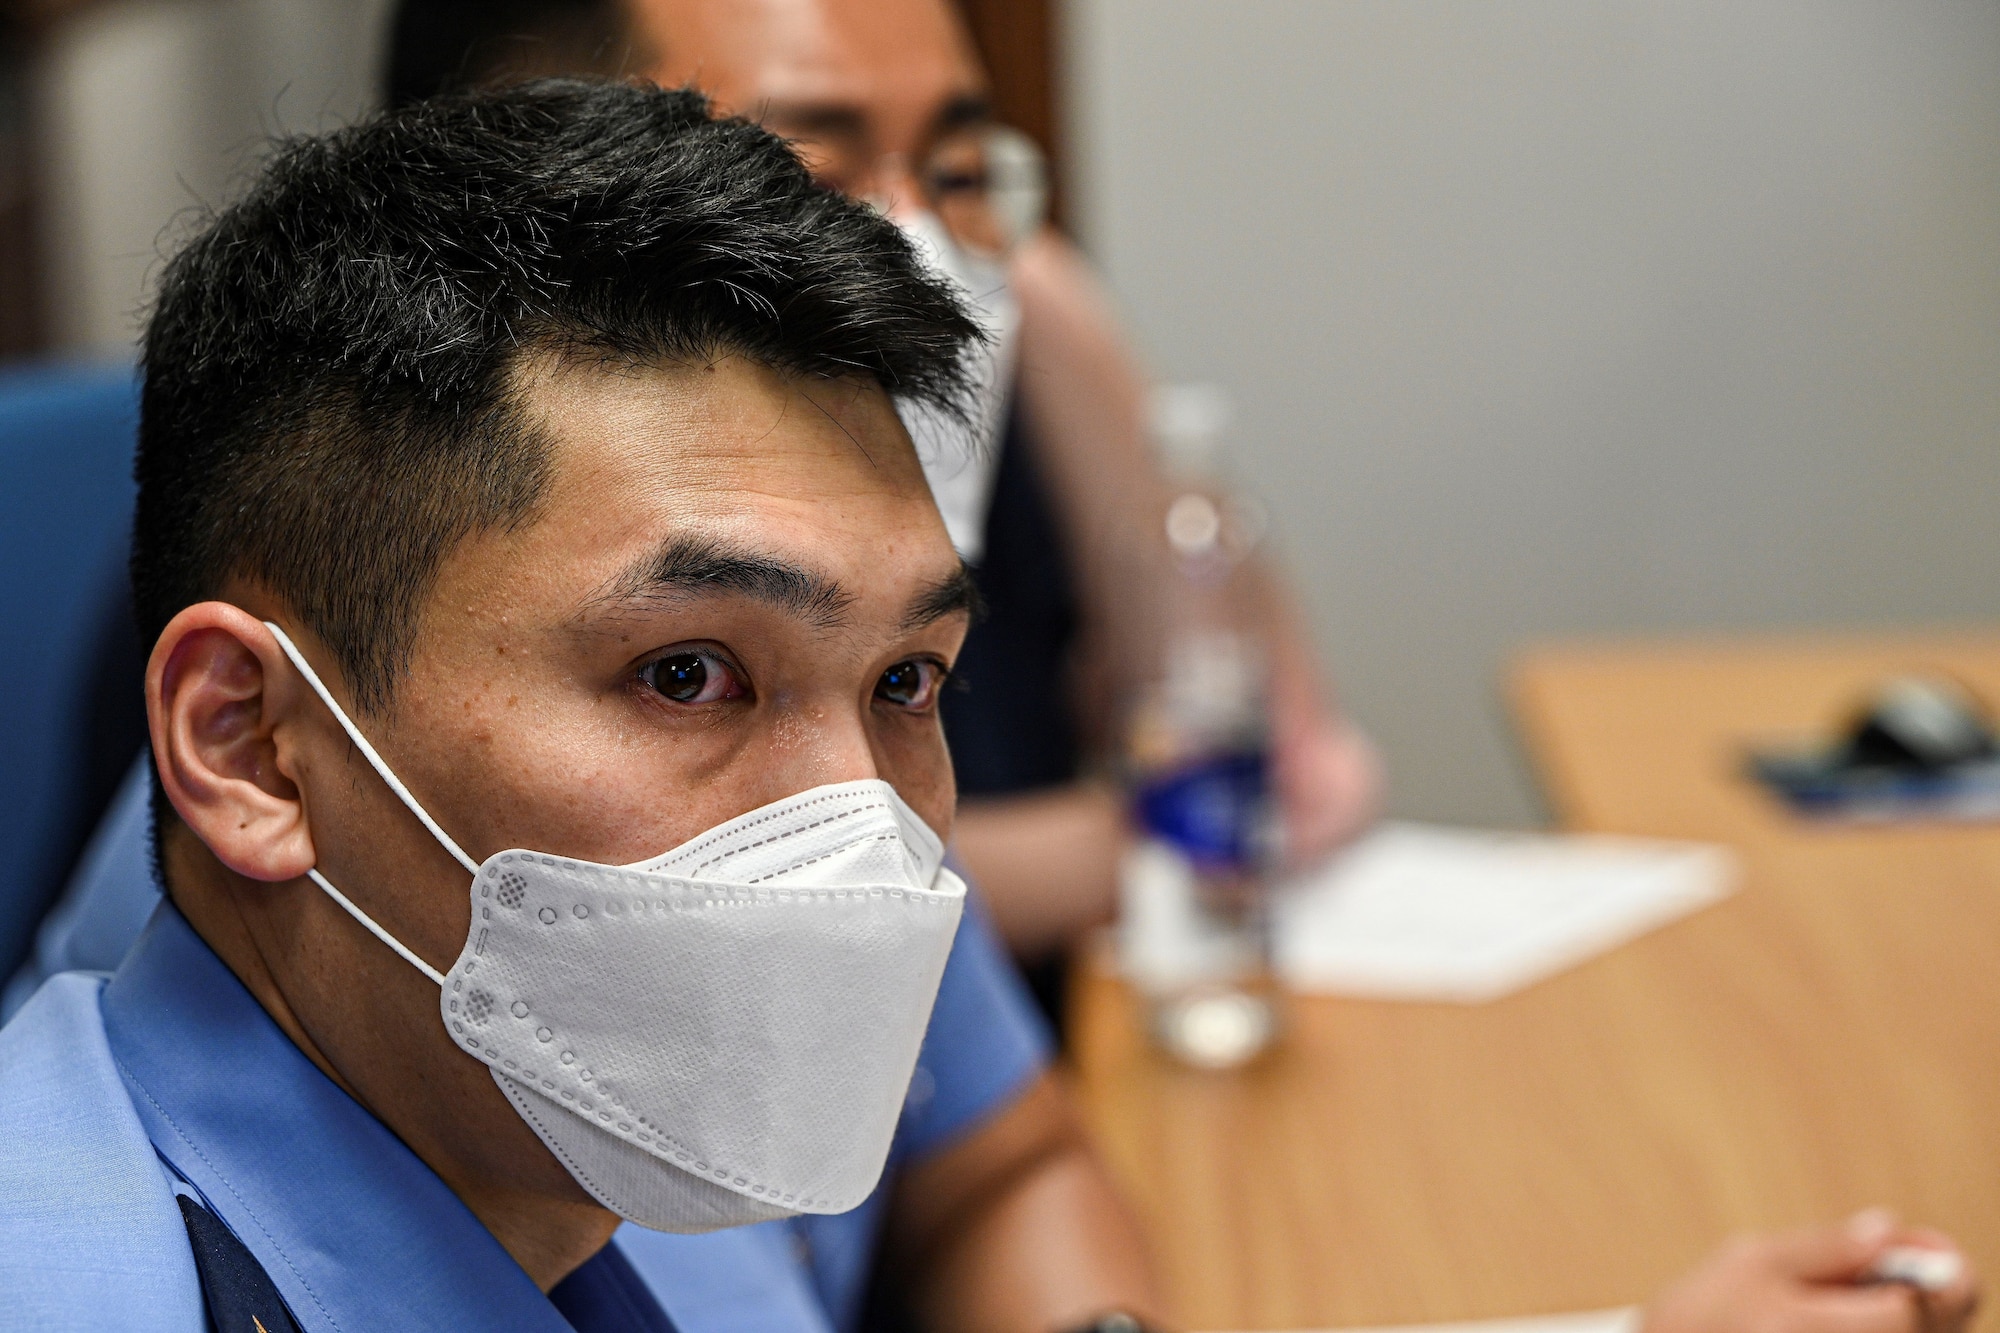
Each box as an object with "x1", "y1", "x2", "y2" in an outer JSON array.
[{"x1": 263, "y1": 621, "x2": 471, "y2": 987}]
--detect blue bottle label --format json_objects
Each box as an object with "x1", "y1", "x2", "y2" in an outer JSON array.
[{"x1": 1134, "y1": 749, "x2": 1271, "y2": 873}]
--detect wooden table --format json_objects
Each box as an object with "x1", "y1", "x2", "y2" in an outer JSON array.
[{"x1": 1068, "y1": 630, "x2": 2000, "y2": 1331}]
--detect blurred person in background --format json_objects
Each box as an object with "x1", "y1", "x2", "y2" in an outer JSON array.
[{"x1": 385, "y1": 0, "x2": 1385, "y2": 1023}]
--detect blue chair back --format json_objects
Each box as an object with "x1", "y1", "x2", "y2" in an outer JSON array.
[{"x1": 0, "y1": 363, "x2": 147, "y2": 980}]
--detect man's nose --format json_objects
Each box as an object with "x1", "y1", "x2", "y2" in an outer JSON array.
[
  {"x1": 858, "y1": 154, "x2": 930, "y2": 224},
  {"x1": 762, "y1": 701, "x2": 882, "y2": 794}
]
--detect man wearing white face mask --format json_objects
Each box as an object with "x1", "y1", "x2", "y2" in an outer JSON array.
[
  {"x1": 0, "y1": 83, "x2": 1166, "y2": 1332},
  {"x1": 268, "y1": 619, "x2": 967, "y2": 1233}
]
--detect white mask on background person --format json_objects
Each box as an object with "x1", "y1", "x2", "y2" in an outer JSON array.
[
  {"x1": 264, "y1": 622, "x2": 966, "y2": 1233},
  {"x1": 895, "y1": 209, "x2": 1021, "y2": 563}
]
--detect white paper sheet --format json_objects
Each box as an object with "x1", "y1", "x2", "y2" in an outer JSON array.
[
  {"x1": 1273, "y1": 823, "x2": 1735, "y2": 1002},
  {"x1": 1206, "y1": 1306, "x2": 1640, "y2": 1333}
]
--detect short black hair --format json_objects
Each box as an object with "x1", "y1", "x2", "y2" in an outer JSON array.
[{"x1": 134, "y1": 79, "x2": 977, "y2": 714}]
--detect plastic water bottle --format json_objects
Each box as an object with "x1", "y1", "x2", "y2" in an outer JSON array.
[{"x1": 1119, "y1": 386, "x2": 1282, "y2": 1069}]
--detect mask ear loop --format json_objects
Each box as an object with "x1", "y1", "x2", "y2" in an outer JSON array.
[
  {"x1": 263, "y1": 621, "x2": 474, "y2": 987},
  {"x1": 305, "y1": 868, "x2": 447, "y2": 987}
]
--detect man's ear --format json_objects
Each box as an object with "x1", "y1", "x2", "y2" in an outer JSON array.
[{"x1": 148, "y1": 602, "x2": 317, "y2": 883}]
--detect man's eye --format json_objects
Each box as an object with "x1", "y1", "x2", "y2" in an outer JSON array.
[
  {"x1": 926, "y1": 165, "x2": 989, "y2": 198},
  {"x1": 641, "y1": 650, "x2": 744, "y2": 705},
  {"x1": 875, "y1": 659, "x2": 945, "y2": 711}
]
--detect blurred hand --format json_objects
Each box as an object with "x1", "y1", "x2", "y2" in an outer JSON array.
[
  {"x1": 1273, "y1": 713, "x2": 1383, "y2": 870},
  {"x1": 1645, "y1": 1211, "x2": 1978, "y2": 1333},
  {"x1": 954, "y1": 783, "x2": 1127, "y2": 959}
]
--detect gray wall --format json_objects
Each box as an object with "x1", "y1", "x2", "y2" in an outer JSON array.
[
  {"x1": 38, "y1": 0, "x2": 388, "y2": 353},
  {"x1": 1065, "y1": 0, "x2": 2000, "y2": 827}
]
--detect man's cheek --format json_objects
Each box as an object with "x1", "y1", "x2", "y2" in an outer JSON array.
[{"x1": 894, "y1": 750, "x2": 958, "y2": 843}]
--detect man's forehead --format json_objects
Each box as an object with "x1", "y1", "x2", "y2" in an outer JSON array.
[
  {"x1": 432, "y1": 355, "x2": 954, "y2": 638},
  {"x1": 509, "y1": 354, "x2": 939, "y2": 567},
  {"x1": 517, "y1": 353, "x2": 918, "y2": 483},
  {"x1": 632, "y1": 0, "x2": 984, "y2": 110}
]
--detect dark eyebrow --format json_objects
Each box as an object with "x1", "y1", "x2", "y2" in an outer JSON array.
[
  {"x1": 758, "y1": 102, "x2": 868, "y2": 140},
  {"x1": 934, "y1": 94, "x2": 994, "y2": 136},
  {"x1": 902, "y1": 561, "x2": 985, "y2": 634},
  {"x1": 590, "y1": 535, "x2": 855, "y2": 631}
]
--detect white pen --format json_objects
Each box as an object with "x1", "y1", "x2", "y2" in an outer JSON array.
[{"x1": 1869, "y1": 1246, "x2": 1964, "y2": 1293}]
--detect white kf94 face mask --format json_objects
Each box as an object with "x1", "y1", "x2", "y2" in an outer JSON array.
[
  {"x1": 264, "y1": 623, "x2": 966, "y2": 1233},
  {"x1": 894, "y1": 209, "x2": 1021, "y2": 564}
]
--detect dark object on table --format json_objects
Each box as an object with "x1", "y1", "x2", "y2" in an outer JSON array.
[{"x1": 1749, "y1": 674, "x2": 2000, "y2": 821}]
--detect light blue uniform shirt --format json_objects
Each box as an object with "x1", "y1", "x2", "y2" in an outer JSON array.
[{"x1": 0, "y1": 759, "x2": 1051, "y2": 1331}]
